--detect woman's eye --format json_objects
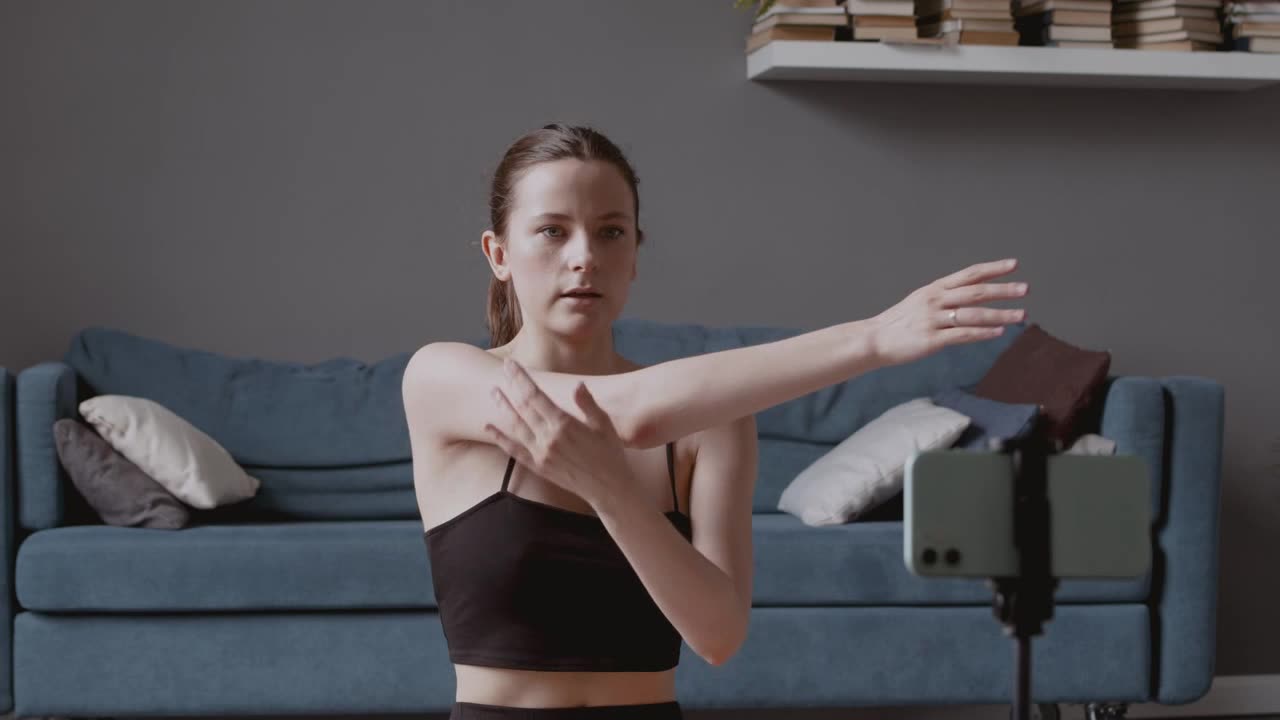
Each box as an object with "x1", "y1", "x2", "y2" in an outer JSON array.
[
  {"x1": 603, "y1": 227, "x2": 624, "y2": 239},
  {"x1": 539, "y1": 226, "x2": 563, "y2": 238}
]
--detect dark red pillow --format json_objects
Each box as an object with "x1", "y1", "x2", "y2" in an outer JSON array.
[{"x1": 970, "y1": 324, "x2": 1111, "y2": 447}]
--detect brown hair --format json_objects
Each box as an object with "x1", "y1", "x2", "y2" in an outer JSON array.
[{"x1": 483, "y1": 123, "x2": 645, "y2": 348}]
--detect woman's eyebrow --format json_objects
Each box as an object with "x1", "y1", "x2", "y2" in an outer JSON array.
[{"x1": 530, "y1": 211, "x2": 633, "y2": 222}]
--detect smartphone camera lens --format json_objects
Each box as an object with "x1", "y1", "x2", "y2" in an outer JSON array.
[
  {"x1": 922, "y1": 548, "x2": 937, "y2": 566},
  {"x1": 945, "y1": 548, "x2": 962, "y2": 566}
]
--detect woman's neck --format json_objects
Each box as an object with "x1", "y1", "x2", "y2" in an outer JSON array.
[{"x1": 505, "y1": 328, "x2": 626, "y2": 376}]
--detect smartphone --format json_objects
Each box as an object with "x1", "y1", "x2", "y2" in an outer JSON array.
[{"x1": 903, "y1": 450, "x2": 1151, "y2": 579}]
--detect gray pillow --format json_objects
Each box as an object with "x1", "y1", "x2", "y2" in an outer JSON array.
[
  {"x1": 931, "y1": 388, "x2": 1040, "y2": 450},
  {"x1": 53, "y1": 418, "x2": 190, "y2": 529}
]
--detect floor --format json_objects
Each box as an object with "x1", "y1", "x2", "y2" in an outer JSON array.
[
  {"x1": 77, "y1": 707, "x2": 1280, "y2": 712},
  {"x1": 9, "y1": 706, "x2": 1278, "y2": 719}
]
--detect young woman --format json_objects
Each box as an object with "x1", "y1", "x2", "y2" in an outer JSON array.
[{"x1": 402, "y1": 124, "x2": 1029, "y2": 720}]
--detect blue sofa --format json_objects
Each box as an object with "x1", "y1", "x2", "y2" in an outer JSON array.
[{"x1": 3, "y1": 319, "x2": 1223, "y2": 718}]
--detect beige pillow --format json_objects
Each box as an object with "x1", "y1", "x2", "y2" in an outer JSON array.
[
  {"x1": 778, "y1": 398, "x2": 971, "y2": 527},
  {"x1": 79, "y1": 395, "x2": 260, "y2": 509}
]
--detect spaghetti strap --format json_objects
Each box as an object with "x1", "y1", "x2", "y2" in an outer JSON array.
[
  {"x1": 667, "y1": 441, "x2": 678, "y2": 514},
  {"x1": 501, "y1": 456, "x2": 516, "y2": 493}
]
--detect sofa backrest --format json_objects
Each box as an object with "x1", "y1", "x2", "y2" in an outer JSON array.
[{"x1": 63, "y1": 319, "x2": 1025, "y2": 520}]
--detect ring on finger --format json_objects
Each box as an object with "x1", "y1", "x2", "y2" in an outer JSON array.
[{"x1": 948, "y1": 309, "x2": 959, "y2": 327}]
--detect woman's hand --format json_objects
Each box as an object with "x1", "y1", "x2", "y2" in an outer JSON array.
[
  {"x1": 869, "y1": 257, "x2": 1029, "y2": 367},
  {"x1": 484, "y1": 357, "x2": 632, "y2": 508}
]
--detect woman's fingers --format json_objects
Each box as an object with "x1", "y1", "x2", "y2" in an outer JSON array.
[
  {"x1": 938, "y1": 326, "x2": 1007, "y2": 346},
  {"x1": 501, "y1": 358, "x2": 562, "y2": 431},
  {"x1": 935, "y1": 275, "x2": 1028, "y2": 330},
  {"x1": 936, "y1": 258, "x2": 1019, "y2": 291},
  {"x1": 484, "y1": 422, "x2": 536, "y2": 469},
  {"x1": 941, "y1": 281, "x2": 1028, "y2": 307},
  {"x1": 942, "y1": 307, "x2": 1025, "y2": 328},
  {"x1": 573, "y1": 382, "x2": 612, "y2": 431},
  {"x1": 490, "y1": 386, "x2": 539, "y2": 449}
]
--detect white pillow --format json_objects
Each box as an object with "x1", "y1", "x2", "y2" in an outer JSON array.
[
  {"x1": 778, "y1": 397, "x2": 970, "y2": 527},
  {"x1": 79, "y1": 395, "x2": 261, "y2": 510},
  {"x1": 1066, "y1": 433, "x2": 1117, "y2": 455}
]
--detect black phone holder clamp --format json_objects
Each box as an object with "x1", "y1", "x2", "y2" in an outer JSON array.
[{"x1": 987, "y1": 417, "x2": 1063, "y2": 720}]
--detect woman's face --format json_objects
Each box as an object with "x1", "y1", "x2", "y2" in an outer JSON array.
[{"x1": 488, "y1": 158, "x2": 639, "y2": 339}]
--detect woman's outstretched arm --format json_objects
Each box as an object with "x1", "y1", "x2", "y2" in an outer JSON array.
[
  {"x1": 628, "y1": 258, "x2": 1028, "y2": 448},
  {"x1": 403, "y1": 321, "x2": 872, "y2": 452},
  {"x1": 626, "y1": 319, "x2": 878, "y2": 449},
  {"x1": 405, "y1": 259, "x2": 1026, "y2": 452}
]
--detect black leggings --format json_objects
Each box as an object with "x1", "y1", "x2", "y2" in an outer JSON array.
[{"x1": 448, "y1": 700, "x2": 683, "y2": 720}]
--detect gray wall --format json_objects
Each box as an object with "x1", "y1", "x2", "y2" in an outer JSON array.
[{"x1": 3, "y1": 0, "x2": 1278, "y2": 684}]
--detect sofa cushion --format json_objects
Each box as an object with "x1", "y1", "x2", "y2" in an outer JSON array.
[
  {"x1": 53, "y1": 418, "x2": 190, "y2": 529},
  {"x1": 189, "y1": 434, "x2": 900, "y2": 520},
  {"x1": 204, "y1": 436, "x2": 841, "y2": 520},
  {"x1": 176, "y1": 432, "x2": 987, "y2": 521},
  {"x1": 211, "y1": 462, "x2": 420, "y2": 520},
  {"x1": 64, "y1": 327, "x2": 418, "y2": 468},
  {"x1": 11, "y1": 607, "x2": 1153, "y2": 710},
  {"x1": 15, "y1": 515, "x2": 1148, "y2": 612}
]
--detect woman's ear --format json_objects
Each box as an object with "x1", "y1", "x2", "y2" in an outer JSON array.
[{"x1": 481, "y1": 230, "x2": 509, "y2": 281}]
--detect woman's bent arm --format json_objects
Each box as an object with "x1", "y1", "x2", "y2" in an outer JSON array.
[{"x1": 402, "y1": 343, "x2": 645, "y2": 449}]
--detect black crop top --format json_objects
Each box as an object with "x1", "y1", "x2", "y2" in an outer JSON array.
[{"x1": 422, "y1": 441, "x2": 692, "y2": 672}]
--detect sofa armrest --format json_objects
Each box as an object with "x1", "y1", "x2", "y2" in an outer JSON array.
[
  {"x1": 1, "y1": 367, "x2": 14, "y2": 713},
  {"x1": 1155, "y1": 377, "x2": 1224, "y2": 704},
  {"x1": 15, "y1": 361, "x2": 84, "y2": 531},
  {"x1": 1101, "y1": 374, "x2": 1224, "y2": 705},
  {"x1": 1099, "y1": 377, "x2": 1168, "y2": 518}
]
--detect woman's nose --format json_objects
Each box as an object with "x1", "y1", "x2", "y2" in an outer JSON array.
[{"x1": 567, "y1": 231, "x2": 600, "y2": 270}]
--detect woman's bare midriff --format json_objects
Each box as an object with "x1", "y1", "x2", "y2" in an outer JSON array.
[{"x1": 454, "y1": 665, "x2": 677, "y2": 707}]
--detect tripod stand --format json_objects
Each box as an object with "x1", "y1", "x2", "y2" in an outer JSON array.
[{"x1": 987, "y1": 422, "x2": 1060, "y2": 720}]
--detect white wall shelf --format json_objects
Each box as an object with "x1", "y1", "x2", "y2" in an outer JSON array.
[{"x1": 746, "y1": 40, "x2": 1280, "y2": 90}]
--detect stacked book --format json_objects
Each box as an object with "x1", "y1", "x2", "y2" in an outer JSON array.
[
  {"x1": 917, "y1": 0, "x2": 1021, "y2": 44},
  {"x1": 1112, "y1": 0, "x2": 1224, "y2": 50},
  {"x1": 1223, "y1": 0, "x2": 1280, "y2": 51},
  {"x1": 1014, "y1": 0, "x2": 1115, "y2": 46},
  {"x1": 848, "y1": 0, "x2": 920, "y2": 42},
  {"x1": 746, "y1": 0, "x2": 850, "y2": 53}
]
